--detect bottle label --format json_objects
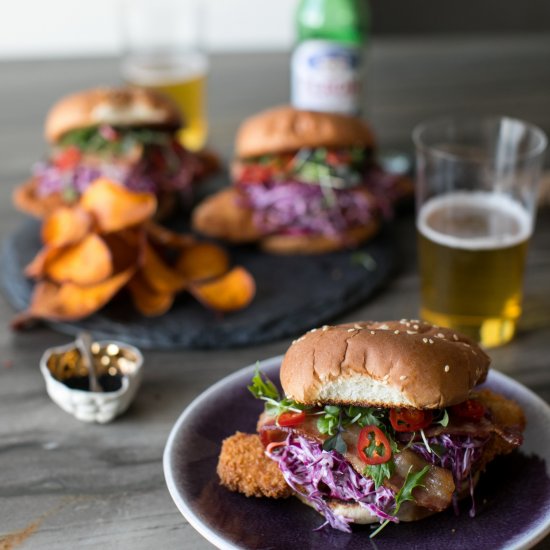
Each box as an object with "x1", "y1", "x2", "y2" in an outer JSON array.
[{"x1": 291, "y1": 39, "x2": 363, "y2": 115}]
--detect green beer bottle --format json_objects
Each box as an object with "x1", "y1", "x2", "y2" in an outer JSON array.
[{"x1": 291, "y1": 0, "x2": 370, "y2": 115}]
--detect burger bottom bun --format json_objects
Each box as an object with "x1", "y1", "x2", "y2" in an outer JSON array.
[
  {"x1": 260, "y1": 221, "x2": 379, "y2": 255},
  {"x1": 13, "y1": 178, "x2": 177, "y2": 221},
  {"x1": 295, "y1": 494, "x2": 436, "y2": 525}
]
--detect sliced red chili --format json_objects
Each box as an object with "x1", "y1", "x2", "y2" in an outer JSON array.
[
  {"x1": 239, "y1": 164, "x2": 276, "y2": 184},
  {"x1": 450, "y1": 399, "x2": 486, "y2": 421},
  {"x1": 389, "y1": 408, "x2": 433, "y2": 432},
  {"x1": 277, "y1": 410, "x2": 306, "y2": 427},
  {"x1": 357, "y1": 425, "x2": 392, "y2": 465}
]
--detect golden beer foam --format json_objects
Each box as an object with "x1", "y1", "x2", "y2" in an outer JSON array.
[{"x1": 417, "y1": 191, "x2": 532, "y2": 250}]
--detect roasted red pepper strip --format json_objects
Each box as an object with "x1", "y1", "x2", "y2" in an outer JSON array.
[
  {"x1": 277, "y1": 410, "x2": 306, "y2": 427},
  {"x1": 389, "y1": 408, "x2": 433, "y2": 432},
  {"x1": 357, "y1": 425, "x2": 392, "y2": 465},
  {"x1": 450, "y1": 399, "x2": 486, "y2": 421},
  {"x1": 54, "y1": 146, "x2": 82, "y2": 171}
]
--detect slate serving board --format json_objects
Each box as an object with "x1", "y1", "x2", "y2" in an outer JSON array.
[{"x1": 0, "y1": 219, "x2": 397, "y2": 349}]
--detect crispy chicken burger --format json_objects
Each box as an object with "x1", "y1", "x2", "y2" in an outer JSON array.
[
  {"x1": 14, "y1": 87, "x2": 215, "y2": 219},
  {"x1": 217, "y1": 320, "x2": 525, "y2": 535},
  {"x1": 193, "y1": 106, "x2": 411, "y2": 254}
]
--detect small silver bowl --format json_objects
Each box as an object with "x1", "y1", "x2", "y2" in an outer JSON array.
[{"x1": 40, "y1": 339, "x2": 143, "y2": 424}]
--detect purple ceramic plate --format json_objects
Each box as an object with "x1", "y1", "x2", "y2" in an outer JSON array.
[{"x1": 163, "y1": 357, "x2": 550, "y2": 550}]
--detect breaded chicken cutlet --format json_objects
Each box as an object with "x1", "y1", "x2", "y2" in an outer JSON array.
[
  {"x1": 474, "y1": 389, "x2": 526, "y2": 471},
  {"x1": 217, "y1": 432, "x2": 292, "y2": 498}
]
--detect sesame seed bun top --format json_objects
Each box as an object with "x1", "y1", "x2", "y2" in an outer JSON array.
[
  {"x1": 280, "y1": 320, "x2": 490, "y2": 409},
  {"x1": 45, "y1": 86, "x2": 182, "y2": 143},
  {"x1": 235, "y1": 105, "x2": 375, "y2": 159}
]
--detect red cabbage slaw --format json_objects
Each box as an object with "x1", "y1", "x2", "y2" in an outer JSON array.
[
  {"x1": 410, "y1": 433, "x2": 490, "y2": 517},
  {"x1": 33, "y1": 144, "x2": 199, "y2": 198},
  {"x1": 266, "y1": 434, "x2": 396, "y2": 532},
  {"x1": 238, "y1": 180, "x2": 378, "y2": 237}
]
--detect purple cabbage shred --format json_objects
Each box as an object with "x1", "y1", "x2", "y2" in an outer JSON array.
[
  {"x1": 410, "y1": 433, "x2": 490, "y2": 517},
  {"x1": 238, "y1": 180, "x2": 378, "y2": 238},
  {"x1": 33, "y1": 145, "x2": 197, "y2": 198},
  {"x1": 266, "y1": 434, "x2": 396, "y2": 533}
]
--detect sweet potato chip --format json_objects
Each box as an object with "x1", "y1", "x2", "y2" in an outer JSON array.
[
  {"x1": 25, "y1": 266, "x2": 135, "y2": 321},
  {"x1": 127, "y1": 273, "x2": 174, "y2": 317},
  {"x1": 103, "y1": 228, "x2": 145, "y2": 273},
  {"x1": 145, "y1": 222, "x2": 196, "y2": 249},
  {"x1": 80, "y1": 178, "x2": 157, "y2": 233},
  {"x1": 41, "y1": 206, "x2": 92, "y2": 247},
  {"x1": 25, "y1": 247, "x2": 61, "y2": 279},
  {"x1": 175, "y1": 242, "x2": 230, "y2": 282},
  {"x1": 46, "y1": 234, "x2": 112, "y2": 286},
  {"x1": 140, "y1": 242, "x2": 187, "y2": 294},
  {"x1": 189, "y1": 266, "x2": 255, "y2": 312}
]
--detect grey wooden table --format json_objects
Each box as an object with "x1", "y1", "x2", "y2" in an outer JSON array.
[{"x1": 1, "y1": 36, "x2": 549, "y2": 549}]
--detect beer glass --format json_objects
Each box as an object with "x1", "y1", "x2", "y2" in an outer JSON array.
[
  {"x1": 119, "y1": 0, "x2": 208, "y2": 151},
  {"x1": 413, "y1": 116, "x2": 547, "y2": 347}
]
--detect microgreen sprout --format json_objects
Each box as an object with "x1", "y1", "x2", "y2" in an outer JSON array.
[{"x1": 370, "y1": 465, "x2": 430, "y2": 538}]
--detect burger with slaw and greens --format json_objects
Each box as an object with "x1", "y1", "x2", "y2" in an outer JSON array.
[
  {"x1": 14, "y1": 87, "x2": 215, "y2": 219},
  {"x1": 217, "y1": 320, "x2": 525, "y2": 535},
  {"x1": 193, "y1": 106, "x2": 411, "y2": 254}
]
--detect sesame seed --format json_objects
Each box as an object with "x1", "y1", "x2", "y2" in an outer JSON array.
[
  {"x1": 453, "y1": 334, "x2": 459, "y2": 341},
  {"x1": 382, "y1": 374, "x2": 390, "y2": 381},
  {"x1": 370, "y1": 331, "x2": 376, "y2": 335},
  {"x1": 322, "y1": 325, "x2": 329, "y2": 331},
  {"x1": 354, "y1": 323, "x2": 363, "y2": 329},
  {"x1": 292, "y1": 340, "x2": 297, "y2": 345},
  {"x1": 347, "y1": 328, "x2": 356, "y2": 333},
  {"x1": 428, "y1": 338, "x2": 434, "y2": 344},
  {"x1": 400, "y1": 375, "x2": 407, "y2": 381},
  {"x1": 394, "y1": 330, "x2": 400, "y2": 334},
  {"x1": 413, "y1": 324, "x2": 419, "y2": 330},
  {"x1": 310, "y1": 328, "x2": 317, "y2": 333},
  {"x1": 400, "y1": 318, "x2": 408, "y2": 323},
  {"x1": 436, "y1": 333, "x2": 445, "y2": 338},
  {"x1": 406, "y1": 330, "x2": 417, "y2": 335},
  {"x1": 422, "y1": 338, "x2": 428, "y2": 343},
  {"x1": 444, "y1": 365, "x2": 450, "y2": 372},
  {"x1": 379, "y1": 324, "x2": 389, "y2": 330}
]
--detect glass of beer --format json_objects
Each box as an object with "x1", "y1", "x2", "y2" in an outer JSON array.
[
  {"x1": 119, "y1": 0, "x2": 208, "y2": 151},
  {"x1": 413, "y1": 116, "x2": 547, "y2": 347}
]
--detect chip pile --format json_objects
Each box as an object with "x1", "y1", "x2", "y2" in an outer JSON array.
[{"x1": 13, "y1": 178, "x2": 255, "y2": 327}]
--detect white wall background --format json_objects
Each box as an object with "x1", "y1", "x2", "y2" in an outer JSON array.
[{"x1": 0, "y1": 0, "x2": 297, "y2": 59}]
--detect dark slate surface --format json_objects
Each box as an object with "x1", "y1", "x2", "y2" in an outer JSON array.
[{"x1": 0, "y1": 219, "x2": 398, "y2": 349}]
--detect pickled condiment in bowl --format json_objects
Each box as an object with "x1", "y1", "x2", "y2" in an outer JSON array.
[{"x1": 40, "y1": 338, "x2": 143, "y2": 423}]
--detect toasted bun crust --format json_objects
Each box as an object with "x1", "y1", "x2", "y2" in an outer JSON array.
[
  {"x1": 260, "y1": 222, "x2": 380, "y2": 255},
  {"x1": 281, "y1": 320, "x2": 490, "y2": 409},
  {"x1": 45, "y1": 87, "x2": 182, "y2": 142},
  {"x1": 235, "y1": 106, "x2": 375, "y2": 158}
]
